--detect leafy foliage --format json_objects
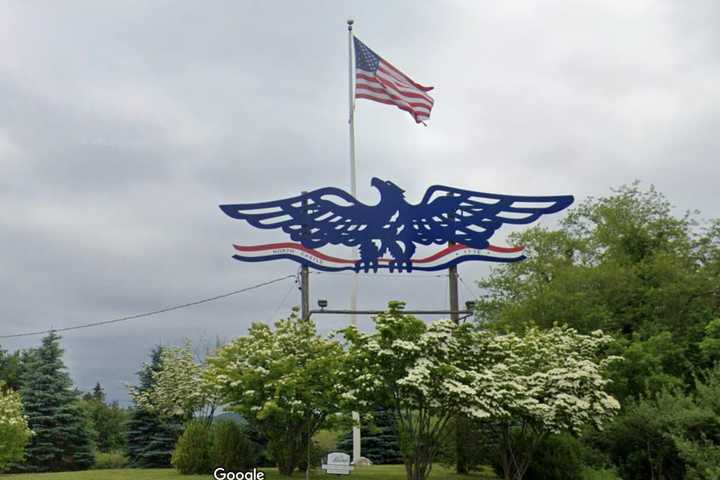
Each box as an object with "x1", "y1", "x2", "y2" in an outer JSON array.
[
  {"x1": 0, "y1": 349, "x2": 22, "y2": 391},
  {"x1": 92, "y1": 451, "x2": 129, "y2": 470},
  {"x1": 476, "y1": 183, "x2": 720, "y2": 404},
  {"x1": 0, "y1": 384, "x2": 32, "y2": 471},
  {"x1": 80, "y1": 383, "x2": 129, "y2": 453},
  {"x1": 15, "y1": 332, "x2": 94, "y2": 472},
  {"x1": 125, "y1": 346, "x2": 183, "y2": 468},
  {"x1": 210, "y1": 420, "x2": 258, "y2": 473},
  {"x1": 340, "y1": 302, "x2": 619, "y2": 480},
  {"x1": 130, "y1": 342, "x2": 214, "y2": 421},
  {"x1": 599, "y1": 365, "x2": 720, "y2": 480},
  {"x1": 171, "y1": 420, "x2": 213, "y2": 475},
  {"x1": 206, "y1": 309, "x2": 346, "y2": 476}
]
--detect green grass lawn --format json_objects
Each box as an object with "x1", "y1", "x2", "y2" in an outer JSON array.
[
  {"x1": 0, "y1": 465, "x2": 498, "y2": 480},
  {"x1": 0, "y1": 465, "x2": 620, "y2": 479}
]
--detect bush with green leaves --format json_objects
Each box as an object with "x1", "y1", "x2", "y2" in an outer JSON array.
[
  {"x1": 598, "y1": 364, "x2": 720, "y2": 479},
  {"x1": 0, "y1": 384, "x2": 32, "y2": 471},
  {"x1": 92, "y1": 451, "x2": 129, "y2": 470},
  {"x1": 522, "y1": 434, "x2": 583, "y2": 480},
  {"x1": 171, "y1": 420, "x2": 213, "y2": 475},
  {"x1": 211, "y1": 420, "x2": 257, "y2": 472}
]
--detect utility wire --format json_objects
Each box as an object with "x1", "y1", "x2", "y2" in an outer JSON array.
[{"x1": 0, "y1": 274, "x2": 296, "y2": 339}]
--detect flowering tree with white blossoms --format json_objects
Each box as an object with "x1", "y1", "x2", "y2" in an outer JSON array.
[
  {"x1": 472, "y1": 326, "x2": 621, "y2": 480},
  {"x1": 339, "y1": 302, "x2": 488, "y2": 480},
  {"x1": 129, "y1": 341, "x2": 214, "y2": 422},
  {"x1": 0, "y1": 384, "x2": 32, "y2": 471},
  {"x1": 339, "y1": 302, "x2": 621, "y2": 480},
  {"x1": 206, "y1": 310, "x2": 347, "y2": 477}
]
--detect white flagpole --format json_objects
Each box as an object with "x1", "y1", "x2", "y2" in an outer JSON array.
[{"x1": 347, "y1": 18, "x2": 362, "y2": 465}]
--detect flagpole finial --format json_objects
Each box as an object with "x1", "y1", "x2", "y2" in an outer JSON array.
[{"x1": 347, "y1": 19, "x2": 354, "y2": 30}]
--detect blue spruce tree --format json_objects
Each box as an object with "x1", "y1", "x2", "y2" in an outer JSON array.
[
  {"x1": 16, "y1": 332, "x2": 95, "y2": 472},
  {"x1": 337, "y1": 409, "x2": 402, "y2": 465}
]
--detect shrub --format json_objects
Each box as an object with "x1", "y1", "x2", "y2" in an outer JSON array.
[
  {"x1": 171, "y1": 421, "x2": 213, "y2": 474},
  {"x1": 93, "y1": 451, "x2": 128, "y2": 470},
  {"x1": 525, "y1": 434, "x2": 583, "y2": 480},
  {"x1": 211, "y1": 420, "x2": 257, "y2": 472},
  {"x1": 489, "y1": 432, "x2": 583, "y2": 480}
]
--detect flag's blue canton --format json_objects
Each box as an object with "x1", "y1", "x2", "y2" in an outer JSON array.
[{"x1": 354, "y1": 37, "x2": 380, "y2": 73}]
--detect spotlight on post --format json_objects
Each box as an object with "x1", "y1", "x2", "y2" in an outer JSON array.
[{"x1": 318, "y1": 299, "x2": 328, "y2": 310}]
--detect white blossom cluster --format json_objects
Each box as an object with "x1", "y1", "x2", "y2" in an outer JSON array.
[
  {"x1": 205, "y1": 314, "x2": 346, "y2": 424},
  {"x1": 0, "y1": 386, "x2": 32, "y2": 468},
  {"x1": 341, "y1": 302, "x2": 621, "y2": 438},
  {"x1": 129, "y1": 341, "x2": 211, "y2": 419}
]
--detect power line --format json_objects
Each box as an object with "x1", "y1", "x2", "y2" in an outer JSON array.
[{"x1": 0, "y1": 274, "x2": 296, "y2": 339}]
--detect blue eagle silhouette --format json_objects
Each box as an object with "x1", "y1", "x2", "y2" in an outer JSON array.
[{"x1": 220, "y1": 178, "x2": 573, "y2": 272}]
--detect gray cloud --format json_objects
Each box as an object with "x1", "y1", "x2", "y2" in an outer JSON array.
[{"x1": 1, "y1": 0, "x2": 719, "y2": 404}]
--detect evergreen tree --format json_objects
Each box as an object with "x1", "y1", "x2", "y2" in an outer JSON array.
[
  {"x1": 16, "y1": 332, "x2": 95, "y2": 472},
  {"x1": 125, "y1": 346, "x2": 183, "y2": 467},
  {"x1": 80, "y1": 382, "x2": 128, "y2": 453},
  {"x1": 0, "y1": 347, "x2": 21, "y2": 391},
  {"x1": 337, "y1": 409, "x2": 402, "y2": 464}
]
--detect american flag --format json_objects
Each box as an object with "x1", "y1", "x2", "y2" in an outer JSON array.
[{"x1": 354, "y1": 37, "x2": 434, "y2": 124}]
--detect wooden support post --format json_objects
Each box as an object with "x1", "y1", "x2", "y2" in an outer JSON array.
[{"x1": 301, "y1": 192, "x2": 310, "y2": 320}]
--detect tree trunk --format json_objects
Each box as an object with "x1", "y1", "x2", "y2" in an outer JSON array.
[{"x1": 455, "y1": 419, "x2": 469, "y2": 474}]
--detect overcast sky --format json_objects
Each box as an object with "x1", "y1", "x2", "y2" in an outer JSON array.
[{"x1": 2, "y1": 1, "x2": 719, "y2": 404}]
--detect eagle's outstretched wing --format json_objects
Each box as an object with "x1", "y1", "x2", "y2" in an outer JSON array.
[
  {"x1": 220, "y1": 187, "x2": 373, "y2": 249},
  {"x1": 408, "y1": 185, "x2": 574, "y2": 248}
]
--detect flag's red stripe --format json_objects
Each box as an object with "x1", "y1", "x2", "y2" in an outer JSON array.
[
  {"x1": 355, "y1": 92, "x2": 431, "y2": 116},
  {"x1": 375, "y1": 76, "x2": 434, "y2": 105},
  {"x1": 361, "y1": 68, "x2": 434, "y2": 104},
  {"x1": 356, "y1": 77, "x2": 433, "y2": 108},
  {"x1": 372, "y1": 75, "x2": 434, "y2": 103},
  {"x1": 378, "y1": 60, "x2": 433, "y2": 92},
  {"x1": 356, "y1": 93, "x2": 429, "y2": 122},
  {"x1": 355, "y1": 86, "x2": 433, "y2": 111},
  {"x1": 356, "y1": 87, "x2": 433, "y2": 115}
]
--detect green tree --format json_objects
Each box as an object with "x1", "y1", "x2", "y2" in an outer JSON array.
[
  {"x1": 340, "y1": 303, "x2": 619, "y2": 480},
  {"x1": 16, "y1": 332, "x2": 94, "y2": 472},
  {"x1": 598, "y1": 365, "x2": 720, "y2": 480},
  {"x1": 0, "y1": 383, "x2": 32, "y2": 471},
  {"x1": 80, "y1": 382, "x2": 129, "y2": 453},
  {"x1": 0, "y1": 348, "x2": 22, "y2": 391},
  {"x1": 207, "y1": 309, "x2": 346, "y2": 476},
  {"x1": 125, "y1": 346, "x2": 183, "y2": 468},
  {"x1": 476, "y1": 183, "x2": 720, "y2": 401},
  {"x1": 129, "y1": 341, "x2": 215, "y2": 422}
]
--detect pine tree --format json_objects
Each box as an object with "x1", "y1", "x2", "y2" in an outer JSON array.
[
  {"x1": 125, "y1": 346, "x2": 183, "y2": 467},
  {"x1": 337, "y1": 409, "x2": 402, "y2": 464},
  {"x1": 16, "y1": 332, "x2": 95, "y2": 472}
]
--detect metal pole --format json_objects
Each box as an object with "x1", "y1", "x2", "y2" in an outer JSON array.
[
  {"x1": 347, "y1": 18, "x2": 361, "y2": 465},
  {"x1": 347, "y1": 19, "x2": 359, "y2": 330},
  {"x1": 301, "y1": 192, "x2": 310, "y2": 320}
]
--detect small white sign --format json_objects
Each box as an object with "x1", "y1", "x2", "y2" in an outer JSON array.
[{"x1": 321, "y1": 452, "x2": 353, "y2": 476}]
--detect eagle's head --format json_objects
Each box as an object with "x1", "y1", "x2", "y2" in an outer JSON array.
[{"x1": 371, "y1": 177, "x2": 405, "y2": 200}]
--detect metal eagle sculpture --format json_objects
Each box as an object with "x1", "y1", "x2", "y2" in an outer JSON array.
[{"x1": 220, "y1": 178, "x2": 574, "y2": 273}]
